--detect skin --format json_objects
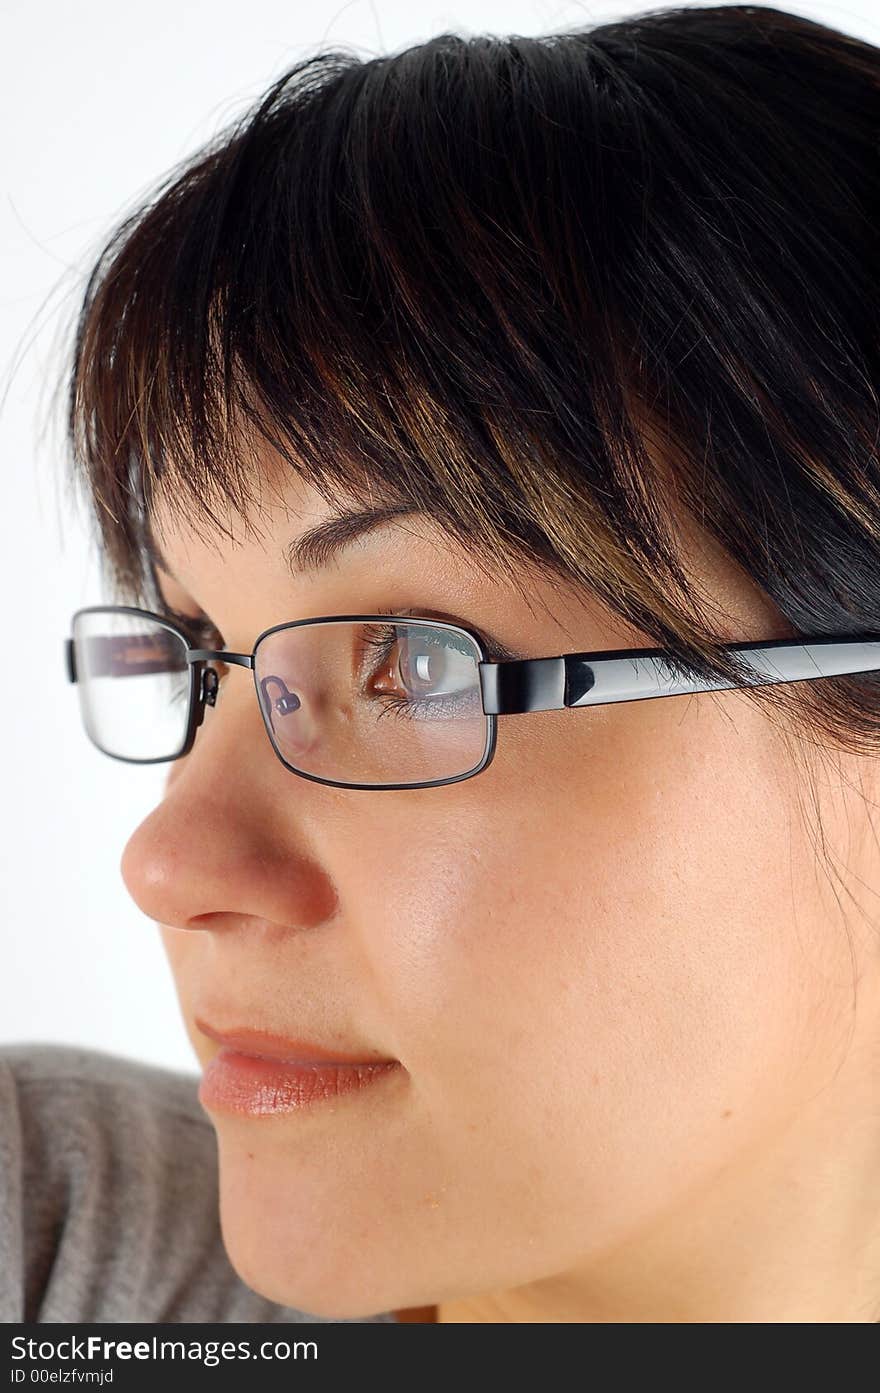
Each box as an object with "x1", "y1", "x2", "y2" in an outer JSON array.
[{"x1": 118, "y1": 456, "x2": 880, "y2": 1323}]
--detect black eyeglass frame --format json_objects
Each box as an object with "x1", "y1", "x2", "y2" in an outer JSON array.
[{"x1": 65, "y1": 604, "x2": 880, "y2": 792}]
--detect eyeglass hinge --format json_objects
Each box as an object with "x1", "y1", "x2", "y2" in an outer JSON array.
[{"x1": 479, "y1": 657, "x2": 566, "y2": 713}]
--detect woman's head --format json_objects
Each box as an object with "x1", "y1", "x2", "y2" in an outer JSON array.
[{"x1": 62, "y1": 5, "x2": 880, "y2": 1319}]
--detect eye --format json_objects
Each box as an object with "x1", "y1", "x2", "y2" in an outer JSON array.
[
  {"x1": 151, "y1": 577, "x2": 220, "y2": 644},
  {"x1": 163, "y1": 605, "x2": 219, "y2": 644},
  {"x1": 153, "y1": 593, "x2": 225, "y2": 673}
]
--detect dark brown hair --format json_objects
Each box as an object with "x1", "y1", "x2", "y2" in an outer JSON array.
[{"x1": 62, "y1": 3, "x2": 880, "y2": 755}]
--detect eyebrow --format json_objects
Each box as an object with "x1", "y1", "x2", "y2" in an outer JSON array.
[
  {"x1": 284, "y1": 504, "x2": 421, "y2": 575},
  {"x1": 143, "y1": 503, "x2": 421, "y2": 583}
]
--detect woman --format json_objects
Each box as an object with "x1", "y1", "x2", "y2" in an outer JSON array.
[{"x1": 7, "y1": 3, "x2": 880, "y2": 1323}]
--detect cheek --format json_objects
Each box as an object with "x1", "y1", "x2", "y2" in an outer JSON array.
[{"x1": 358, "y1": 699, "x2": 821, "y2": 1212}]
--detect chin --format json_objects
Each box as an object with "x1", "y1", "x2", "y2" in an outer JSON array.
[
  {"x1": 217, "y1": 1207, "x2": 405, "y2": 1320},
  {"x1": 209, "y1": 1126, "x2": 417, "y2": 1319}
]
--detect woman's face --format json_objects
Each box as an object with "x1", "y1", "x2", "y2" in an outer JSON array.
[{"x1": 119, "y1": 464, "x2": 874, "y2": 1319}]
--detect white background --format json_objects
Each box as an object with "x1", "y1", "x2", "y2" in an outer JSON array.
[{"x1": 2, "y1": 0, "x2": 877, "y2": 1074}]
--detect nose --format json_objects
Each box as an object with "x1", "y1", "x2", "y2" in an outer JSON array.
[{"x1": 119, "y1": 680, "x2": 340, "y2": 934}]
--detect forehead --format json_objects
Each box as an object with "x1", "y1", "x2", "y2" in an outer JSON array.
[{"x1": 146, "y1": 455, "x2": 336, "y2": 555}]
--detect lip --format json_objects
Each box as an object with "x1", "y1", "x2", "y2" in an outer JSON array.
[
  {"x1": 195, "y1": 1015, "x2": 397, "y2": 1066},
  {"x1": 198, "y1": 1049, "x2": 402, "y2": 1117}
]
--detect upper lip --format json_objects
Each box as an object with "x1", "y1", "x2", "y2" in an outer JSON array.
[{"x1": 195, "y1": 1016, "x2": 398, "y2": 1065}]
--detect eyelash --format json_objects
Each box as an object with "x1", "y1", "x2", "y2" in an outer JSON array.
[
  {"x1": 373, "y1": 606, "x2": 514, "y2": 662},
  {"x1": 163, "y1": 607, "x2": 220, "y2": 644}
]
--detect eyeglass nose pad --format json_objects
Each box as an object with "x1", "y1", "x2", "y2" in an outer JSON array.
[
  {"x1": 194, "y1": 666, "x2": 219, "y2": 729},
  {"x1": 258, "y1": 675, "x2": 301, "y2": 736}
]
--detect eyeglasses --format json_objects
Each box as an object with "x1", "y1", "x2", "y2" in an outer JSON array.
[{"x1": 64, "y1": 605, "x2": 880, "y2": 791}]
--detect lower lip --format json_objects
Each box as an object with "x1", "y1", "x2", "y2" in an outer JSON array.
[{"x1": 198, "y1": 1048, "x2": 402, "y2": 1117}]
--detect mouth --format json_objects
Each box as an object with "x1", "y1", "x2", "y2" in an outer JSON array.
[{"x1": 194, "y1": 1015, "x2": 403, "y2": 1117}]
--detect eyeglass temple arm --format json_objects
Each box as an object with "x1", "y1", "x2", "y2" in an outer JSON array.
[
  {"x1": 478, "y1": 637, "x2": 880, "y2": 714},
  {"x1": 66, "y1": 633, "x2": 880, "y2": 708}
]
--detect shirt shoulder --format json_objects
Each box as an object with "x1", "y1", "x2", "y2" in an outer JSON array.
[{"x1": 0, "y1": 1041, "x2": 397, "y2": 1324}]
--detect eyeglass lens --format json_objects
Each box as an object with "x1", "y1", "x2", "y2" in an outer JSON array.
[{"x1": 70, "y1": 611, "x2": 490, "y2": 787}]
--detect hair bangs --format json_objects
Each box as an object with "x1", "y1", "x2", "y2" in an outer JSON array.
[{"x1": 63, "y1": 10, "x2": 880, "y2": 748}]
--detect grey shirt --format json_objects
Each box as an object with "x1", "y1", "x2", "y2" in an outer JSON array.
[{"x1": 0, "y1": 1042, "x2": 398, "y2": 1324}]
